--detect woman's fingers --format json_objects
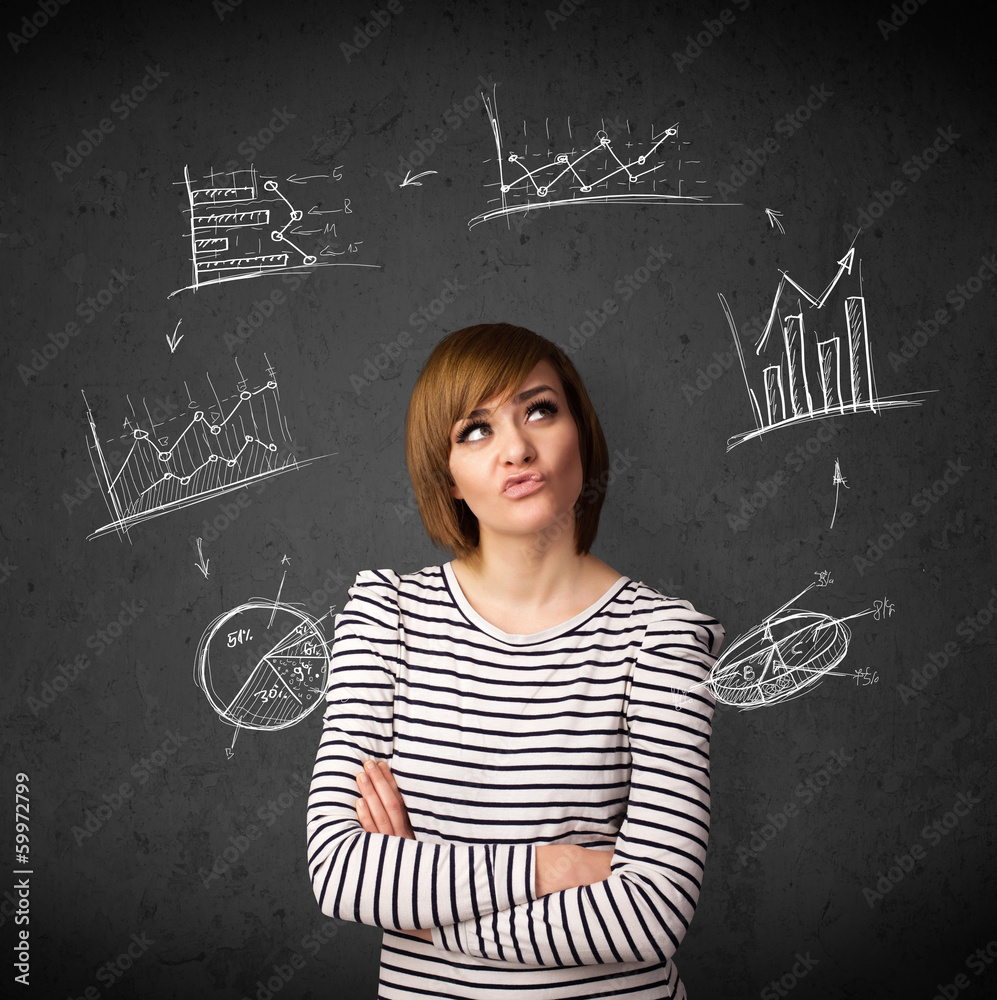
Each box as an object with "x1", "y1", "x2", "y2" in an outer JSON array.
[
  {"x1": 368, "y1": 760, "x2": 415, "y2": 839},
  {"x1": 355, "y1": 760, "x2": 415, "y2": 839},
  {"x1": 377, "y1": 760, "x2": 401, "y2": 794},
  {"x1": 354, "y1": 796, "x2": 377, "y2": 833},
  {"x1": 356, "y1": 761, "x2": 394, "y2": 835}
]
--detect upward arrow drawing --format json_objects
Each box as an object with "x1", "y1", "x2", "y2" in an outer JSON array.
[{"x1": 755, "y1": 247, "x2": 856, "y2": 353}]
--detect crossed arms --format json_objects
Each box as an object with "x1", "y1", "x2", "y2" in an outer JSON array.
[
  {"x1": 352, "y1": 757, "x2": 614, "y2": 943},
  {"x1": 306, "y1": 599, "x2": 720, "y2": 967}
]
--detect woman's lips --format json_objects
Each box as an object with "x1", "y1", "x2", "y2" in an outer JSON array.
[{"x1": 503, "y1": 478, "x2": 545, "y2": 498}]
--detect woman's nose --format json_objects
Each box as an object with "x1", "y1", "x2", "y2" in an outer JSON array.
[{"x1": 500, "y1": 425, "x2": 535, "y2": 465}]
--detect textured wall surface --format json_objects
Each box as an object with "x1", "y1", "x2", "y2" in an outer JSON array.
[{"x1": 3, "y1": 0, "x2": 994, "y2": 997}]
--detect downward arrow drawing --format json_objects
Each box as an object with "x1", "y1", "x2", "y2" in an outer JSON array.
[
  {"x1": 167, "y1": 319, "x2": 184, "y2": 353},
  {"x1": 194, "y1": 537, "x2": 210, "y2": 578}
]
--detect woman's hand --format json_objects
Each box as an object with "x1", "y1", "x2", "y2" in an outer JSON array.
[
  {"x1": 355, "y1": 759, "x2": 415, "y2": 839},
  {"x1": 534, "y1": 844, "x2": 614, "y2": 897},
  {"x1": 355, "y1": 760, "x2": 430, "y2": 941}
]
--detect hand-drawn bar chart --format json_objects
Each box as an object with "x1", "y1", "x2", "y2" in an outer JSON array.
[
  {"x1": 720, "y1": 243, "x2": 932, "y2": 451},
  {"x1": 170, "y1": 165, "x2": 378, "y2": 296}
]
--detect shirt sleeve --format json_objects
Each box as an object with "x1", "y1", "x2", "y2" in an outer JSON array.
[
  {"x1": 429, "y1": 599, "x2": 723, "y2": 965},
  {"x1": 306, "y1": 569, "x2": 537, "y2": 931}
]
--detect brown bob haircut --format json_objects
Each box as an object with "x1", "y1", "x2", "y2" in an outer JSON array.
[{"x1": 405, "y1": 323, "x2": 610, "y2": 560}]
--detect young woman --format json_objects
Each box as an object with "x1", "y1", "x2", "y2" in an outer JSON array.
[{"x1": 306, "y1": 323, "x2": 723, "y2": 999}]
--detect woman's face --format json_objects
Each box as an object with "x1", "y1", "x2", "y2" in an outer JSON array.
[{"x1": 448, "y1": 360, "x2": 584, "y2": 548}]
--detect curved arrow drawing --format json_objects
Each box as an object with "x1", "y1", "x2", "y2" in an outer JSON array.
[{"x1": 400, "y1": 169, "x2": 439, "y2": 187}]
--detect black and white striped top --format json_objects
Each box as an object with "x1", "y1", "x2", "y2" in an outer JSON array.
[{"x1": 307, "y1": 563, "x2": 722, "y2": 999}]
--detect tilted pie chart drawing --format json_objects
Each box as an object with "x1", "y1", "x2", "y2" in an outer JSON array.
[
  {"x1": 707, "y1": 610, "x2": 851, "y2": 710},
  {"x1": 195, "y1": 599, "x2": 331, "y2": 732}
]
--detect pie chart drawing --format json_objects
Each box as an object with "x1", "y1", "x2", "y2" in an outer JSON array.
[
  {"x1": 707, "y1": 610, "x2": 851, "y2": 710},
  {"x1": 195, "y1": 599, "x2": 331, "y2": 733}
]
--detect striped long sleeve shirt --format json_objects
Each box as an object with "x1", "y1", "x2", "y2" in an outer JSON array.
[{"x1": 306, "y1": 562, "x2": 722, "y2": 999}]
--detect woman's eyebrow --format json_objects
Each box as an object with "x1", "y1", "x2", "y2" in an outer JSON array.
[{"x1": 460, "y1": 385, "x2": 558, "y2": 423}]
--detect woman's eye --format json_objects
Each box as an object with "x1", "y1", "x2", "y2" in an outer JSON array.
[
  {"x1": 526, "y1": 398, "x2": 558, "y2": 421},
  {"x1": 456, "y1": 400, "x2": 556, "y2": 443},
  {"x1": 457, "y1": 421, "x2": 489, "y2": 444}
]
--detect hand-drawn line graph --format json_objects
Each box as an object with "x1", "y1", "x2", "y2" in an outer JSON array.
[
  {"x1": 468, "y1": 89, "x2": 740, "y2": 227},
  {"x1": 719, "y1": 239, "x2": 933, "y2": 451},
  {"x1": 699, "y1": 572, "x2": 894, "y2": 711},
  {"x1": 195, "y1": 599, "x2": 332, "y2": 756},
  {"x1": 84, "y1": 357, "x2": 334, "y2": 541},
  {"x1": 169, "y1": 165, "x2": 379, "y2": 297}
]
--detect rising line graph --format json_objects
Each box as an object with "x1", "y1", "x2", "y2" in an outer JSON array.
[
  {"x1": 84, "y1": 357, "x2": 333, "y2": 541},
  {"x1": 468, "y1": 88, "x2": 740, "y2": 227}
]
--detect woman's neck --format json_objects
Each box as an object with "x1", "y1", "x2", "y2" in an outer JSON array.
[{"x1": 451, "y1": 535, "x2": 616, "y2": 614}]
